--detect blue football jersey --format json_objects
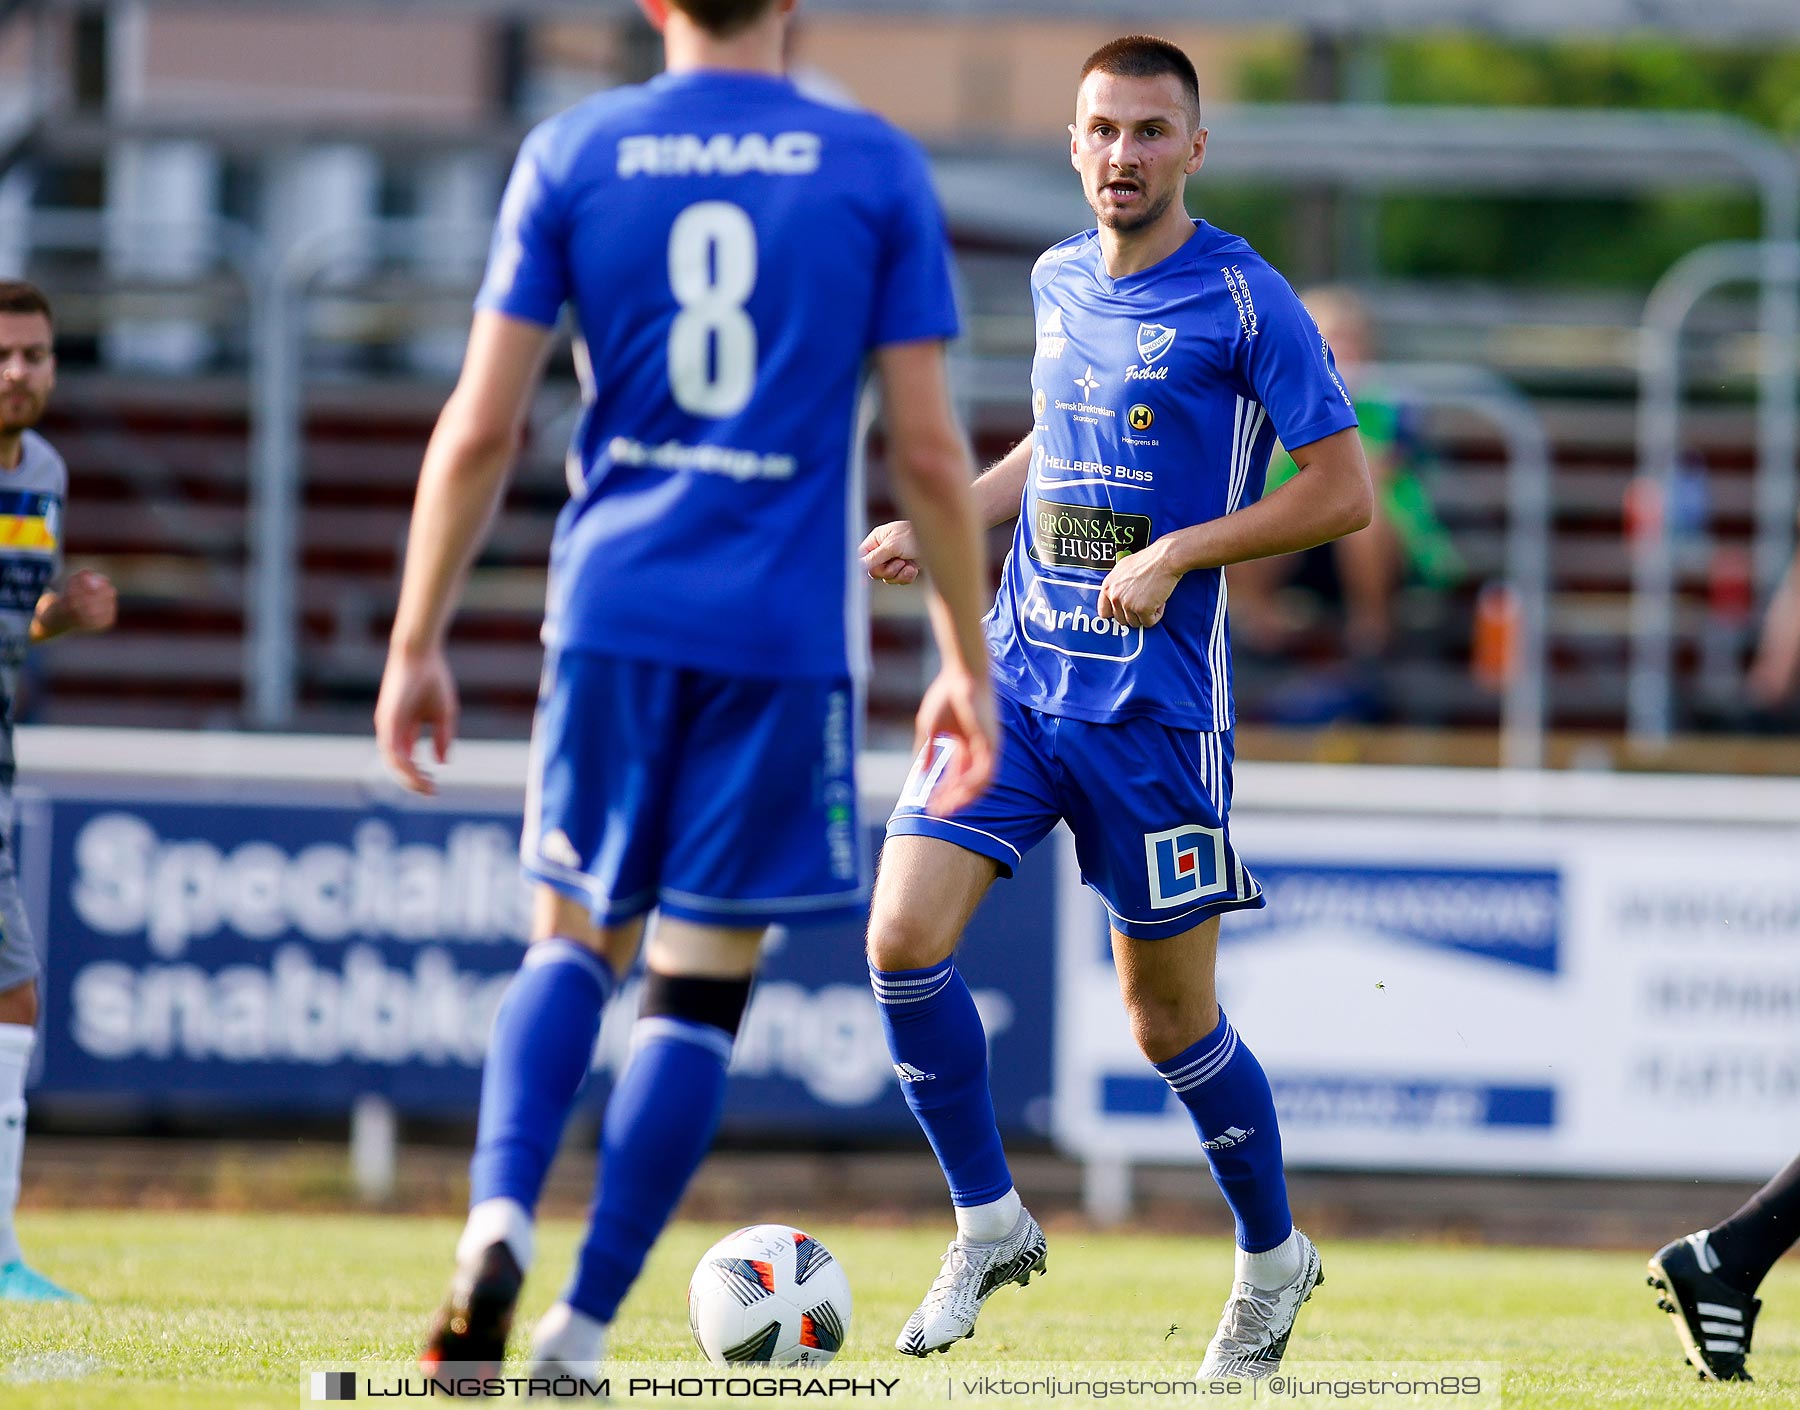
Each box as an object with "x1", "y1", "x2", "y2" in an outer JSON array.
[
  {"x1": 477, "y1": 71, "x2": 960, "y2": 679},
  {"x1": 985, "y1": 221, "x2": 1358, "y2": 729}
]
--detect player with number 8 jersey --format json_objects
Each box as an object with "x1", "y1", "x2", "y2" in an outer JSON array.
[
  {"x1": 377, "y1": 0, "x2": 996, "y2": 1379},
  {"x1": 486, "y1": 73, "x2": 956, "y2": 679}
]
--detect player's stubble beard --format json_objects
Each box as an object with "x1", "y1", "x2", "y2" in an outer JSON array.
[
  {"x1": 0, "y1": 385, "x2": 47, "y2": 438},
  {"x1": 1092, "y1": 184, "x2": 1179, "y2": 236},
  {"x1": 0, "y1": 372, "x2": 49, "y2": 437}
]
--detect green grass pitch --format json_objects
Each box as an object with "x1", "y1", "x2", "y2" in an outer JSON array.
[{"x1": 0, "y1": 1211, "x2": 1793, "y2": 1408}]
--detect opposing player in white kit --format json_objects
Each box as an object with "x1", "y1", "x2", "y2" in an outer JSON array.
[{"x1": 0, "y1": 281, "x2": 118, "y2": 1302}]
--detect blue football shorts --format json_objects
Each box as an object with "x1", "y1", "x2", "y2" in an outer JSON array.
[
  {"x1": 523, "y1": 649, "x2": 867, "y2": 927},
  {"x1": 888, "y1": 690, "x2": 1265, "y2": 939}
]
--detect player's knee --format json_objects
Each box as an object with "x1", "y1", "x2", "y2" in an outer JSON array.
[
  {"x1": 865, "y1": 900, "x2": 957, "y2": 973},
  {"x1": 1126, "y1": 994, "x2": 1220, "y2": 1066},
  {"x1": 0, "y1": 980, "x2": 36, "y2": 1027}
]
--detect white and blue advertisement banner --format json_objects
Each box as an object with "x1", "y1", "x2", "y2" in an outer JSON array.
[
  {"x1": 31, "y1": 783, "x2": 1054, "y2": 1138},
  {"x1": 1054, "y1": 811, "x2": 1800, "y2": 1180}
]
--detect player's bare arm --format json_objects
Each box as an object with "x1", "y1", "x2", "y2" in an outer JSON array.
[
  {"x1": 29, "y1": 567, "x2": 116, "y2": 643},
  {"x1": 860, "y1": 432, "x2": 1034, "y2": 585},
  {"x1": 377, "y1": 311, "x2": 555, "y2": 794},
  {"x1": 1097, "y1": 426, "x2": 1372, "y2": 629},
  {"x1": 1747, "y1": 525, "x2": 1800, "y2": 706},
  {"x1": 872, "y1": 338, "x2": 998, "y2": 814}
]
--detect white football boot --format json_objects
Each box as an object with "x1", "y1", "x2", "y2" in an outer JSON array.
[
  {"x1": 1198, "y1": 1229, "x2": 1324, "y2": 1380},
  {"x1": 895, "y1": 1207, "x2": 1048, "y2": 1356}
]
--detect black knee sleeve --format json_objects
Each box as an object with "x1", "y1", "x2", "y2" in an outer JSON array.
[{"x1": 640, "y1": 971, "x2": 754, "y2": 1038}]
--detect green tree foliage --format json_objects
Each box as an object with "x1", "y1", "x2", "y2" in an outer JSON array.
[{"x1": 1237, "y1": 36, "x2": 1800, "y2": 287}]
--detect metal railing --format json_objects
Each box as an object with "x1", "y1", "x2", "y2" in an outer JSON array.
[
  {"x1": 1629, "y1": 240, "x2": 1800, "y2": 745},
  {"x1": 1359, "y1": 363, "x2": 1554, "y2": 769},
  {"x1": 5, "y1": 97, "x2": 1796, "y2": 741}
]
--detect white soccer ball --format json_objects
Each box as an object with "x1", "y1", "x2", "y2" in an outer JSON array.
[{"x1": 687, "y1": 1224, "x2": 852, "y2": 1367}]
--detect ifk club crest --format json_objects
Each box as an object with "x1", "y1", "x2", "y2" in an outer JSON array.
[{"x1": 1136, "y1": 323, "x2": 1176, "y2": 365}]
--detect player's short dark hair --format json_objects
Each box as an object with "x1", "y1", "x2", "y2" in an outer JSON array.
[
  {"x1": 0, "y1": 280, "x2": 51, "y2": 327},
  {"x1": 1079, "y1": 35, "x2": 1202, "y2": 128},
  {"x1": 667, "y1": 0, "x2": 781, "y2": 39}
]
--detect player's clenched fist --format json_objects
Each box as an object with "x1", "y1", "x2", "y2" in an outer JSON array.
[
  {"x1": 860, "y1": 519, "x2": 921, "y2": 584},
  {"x1": 35, "y1": 567, "x2": 117, "y2": 638},
  {"x1": 1095, "y1": 540, "x2": 1179, "y2": 629}
]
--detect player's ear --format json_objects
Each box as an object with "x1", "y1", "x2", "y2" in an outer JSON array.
[
  {"x1": 1068, "y1": 124, "x2": 1080, "y2": 172},
  {"x1": 1186, "y1": 126, "x2": 1208, "y2": 176}
]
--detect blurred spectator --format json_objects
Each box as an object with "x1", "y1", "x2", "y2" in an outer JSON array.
[
  {"x1": 1747, "y1": 524, "x2": 1800, "y2": 710},
  {"x1": 1230, "y1": 287, "x2": 1461, "y2": 668}
]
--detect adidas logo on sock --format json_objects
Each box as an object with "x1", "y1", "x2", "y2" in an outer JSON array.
[
  {"x1": 1202, "y1": 1125, "x2": 1255, "y2": 1151},
  {"x1": 893, "y1": 1063, "x2": 936, "y2": 1084}
]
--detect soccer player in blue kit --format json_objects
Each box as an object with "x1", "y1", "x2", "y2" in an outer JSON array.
[
  {"x1": 375, "y1": 0, "x2": 996, "y2": 1375},
  {"x1": 861, "y1": 37, "x2": 1372, "y2": 1377}
]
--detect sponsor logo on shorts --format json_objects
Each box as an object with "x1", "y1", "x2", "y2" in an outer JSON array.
[
  {"x1": 823, "y1": 690, "x2": 856, "y2": 882},
  {"x1": 1029, "y1": 499, "x2": 1151, "y2": 570},
  {"x1": 1144, "y1": 824, "x2": 1229, "y2": 909}
]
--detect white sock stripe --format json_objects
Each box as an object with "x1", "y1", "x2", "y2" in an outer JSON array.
[
  {"x1": 869, "y1": 965, "x2": 955, "y2": 988},
  {"x1": 521, "y1": 938, "x2": 615, "y2": 992},
  {"x1": 870, "y1": 966, "x2": 956, "y2": 1003},
  {"x1": 1704, "y1": 1338, "x2": 1744, "y2": 1351},
  {"x1": 872, "y1": 974, "x2": 955, "y2": 1005},
  {"x1": 631, "y1": 1014, "x2": 735, "y2": 1064},
  {"x1": 1159, "y1": 1024, "x2": 1239, "y2": 1087},
  {"x1": 1165, "y1": 1029, "x2": 1241, "y2": 1093},
  {"x1": 1697, "y1": 1302, "x2": 1744, "y2": 1321},
  {"x1": 1701, "y1": 1321, "x2": 1745, "y2": 1336}
]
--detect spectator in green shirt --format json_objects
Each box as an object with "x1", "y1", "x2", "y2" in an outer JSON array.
[{"x1": 1231, "y1": 286, "x2": 1461, "y2": 663}]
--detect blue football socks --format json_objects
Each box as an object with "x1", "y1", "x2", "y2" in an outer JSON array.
[
  {"x1": 872, "y1": 958, "x2": 1014, "y2": 1209},
  {"x1": 567, "y1": 1016, "x2": 735, "y2": 1322},
  {"x1": 468, "y1": 939, "x2": 615, "y2": 1217},
  {"x1": 1155, "y1": 1010, "x2": 1293, "y2": 1253}
]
